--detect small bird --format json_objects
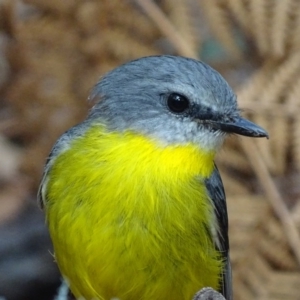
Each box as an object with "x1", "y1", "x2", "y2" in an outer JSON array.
[{"x1": 39, "y1": 56, "x2": 268, "y2": 300}]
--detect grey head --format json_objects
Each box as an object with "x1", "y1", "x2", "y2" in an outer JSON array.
[{"x1": 89, "y1": 55, "x2": 268, "y2": 151}]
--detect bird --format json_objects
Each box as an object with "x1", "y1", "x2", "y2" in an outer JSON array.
[{"x1": 38, "y1": 55, "x2": 268, "y2": 300}]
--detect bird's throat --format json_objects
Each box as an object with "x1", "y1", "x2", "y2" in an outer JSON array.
[{"x1": 78, "y1": 125, "x2": 217, "y2": 180}]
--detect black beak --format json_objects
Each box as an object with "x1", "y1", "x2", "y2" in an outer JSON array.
[{"x1": 210, "y1": 117, "x2": 269, "y2": 138}]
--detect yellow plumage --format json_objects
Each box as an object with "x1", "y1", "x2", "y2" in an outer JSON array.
[{"x1": 45, "y1": 124, "x2": 222, "y2": 300}]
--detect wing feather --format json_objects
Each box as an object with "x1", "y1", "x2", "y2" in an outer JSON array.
[{"x1": 205, "y1": 165, "x2": 232, "y2": 300}]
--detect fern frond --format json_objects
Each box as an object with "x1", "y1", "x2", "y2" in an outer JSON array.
[
  {"x1": 248, "y1": 0, "x2": 271, "y2": 55},
  {"x1": 258, "y1": 214, "x2": 299, "y2": 270},
  {"x1": 260, "y1": 54, "x2": 300, "y2": 104},
  {"x1": 163, "y1": 0, "x2": 200, "y2": 52},
  {"x1": 290, "y1": 1, "x2": 300, "y2": 52},
  {"x1": 287, "y1": 75, "x2": 300, "y2": 170},
  {"x1": 271, "y1": 0, "x2": 294, "y2": 57},
  {"x1": 226, "y1": 0, "x2": 250, "y2": 33},
  {"x1": 198, "y1": 0, "x2": 243, "y2": 59}
]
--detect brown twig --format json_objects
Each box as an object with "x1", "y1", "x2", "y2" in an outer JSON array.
[
  {"x1": 134, "y1": 0, "x2": 197, "y2": 58},
  {"x1": 239, "y1": 100, "x2": 300, "y2": 117},
  {"x1": 241, "y1": 138, "x2": 300, "y2": 266}
]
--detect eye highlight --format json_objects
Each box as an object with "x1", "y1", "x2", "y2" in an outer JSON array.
[{"x1": 167, "y1": 93, "x2": 190, "y2": 113}]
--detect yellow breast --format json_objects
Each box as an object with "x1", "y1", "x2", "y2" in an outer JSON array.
[{"x1": 45, "y1": 124, "x2": 222, "y2": 300}]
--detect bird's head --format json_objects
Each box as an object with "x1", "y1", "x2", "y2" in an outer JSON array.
[{"x1": 89, "y1": 55, "x2": 268, "y2": 151}]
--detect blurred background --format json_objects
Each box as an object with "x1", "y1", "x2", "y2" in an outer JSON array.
[{"x1": 0, "y1": 0, "x2": 300, "y2": 299}]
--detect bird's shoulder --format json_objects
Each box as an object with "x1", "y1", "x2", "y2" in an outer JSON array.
[{"x1": 37, "y1": 122, "x2": 88, "y2": 209}]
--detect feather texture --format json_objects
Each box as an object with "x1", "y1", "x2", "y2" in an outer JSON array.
[{"x1": 42, "y1": 124, "x2": 226, "y2": 300}]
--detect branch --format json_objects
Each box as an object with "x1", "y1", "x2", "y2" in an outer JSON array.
[
  {"x1": 134, "y1": 0, "x2": 197, "y2": 58},
  {"x1": 241, "y1": 138, "x2": 300, "y2": 266}
]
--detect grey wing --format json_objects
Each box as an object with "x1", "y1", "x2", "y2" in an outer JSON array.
[
  {"x1": 37, "y1": 122, "x2": 89, "y2": 209},
  {"x1": 205, "y1": 165, "x2": 232, "y2": 300},
  {"x1": 37, "y1": 146, "x2": 57, "y2": 209}
]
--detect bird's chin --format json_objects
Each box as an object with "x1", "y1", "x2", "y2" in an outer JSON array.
[{"x1": 192, "y1": 129, "x2": 226, "y2": 152}]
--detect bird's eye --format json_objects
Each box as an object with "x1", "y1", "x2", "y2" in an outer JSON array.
[{"x1": 167, "y1": 93, "x2": 190, "y2": 113}]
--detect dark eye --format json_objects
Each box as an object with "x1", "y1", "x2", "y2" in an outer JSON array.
[{"x1": 167, "y1": 93, "x2": 190, "y2": 113}]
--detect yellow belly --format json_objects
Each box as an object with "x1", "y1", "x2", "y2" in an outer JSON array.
[{"x1": 45, "y1": 125, "x2": 222, "y2": 300}]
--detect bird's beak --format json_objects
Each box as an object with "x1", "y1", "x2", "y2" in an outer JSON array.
[{"x1": 211, "y1": 117, "x2": 269, "y2": 138}]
